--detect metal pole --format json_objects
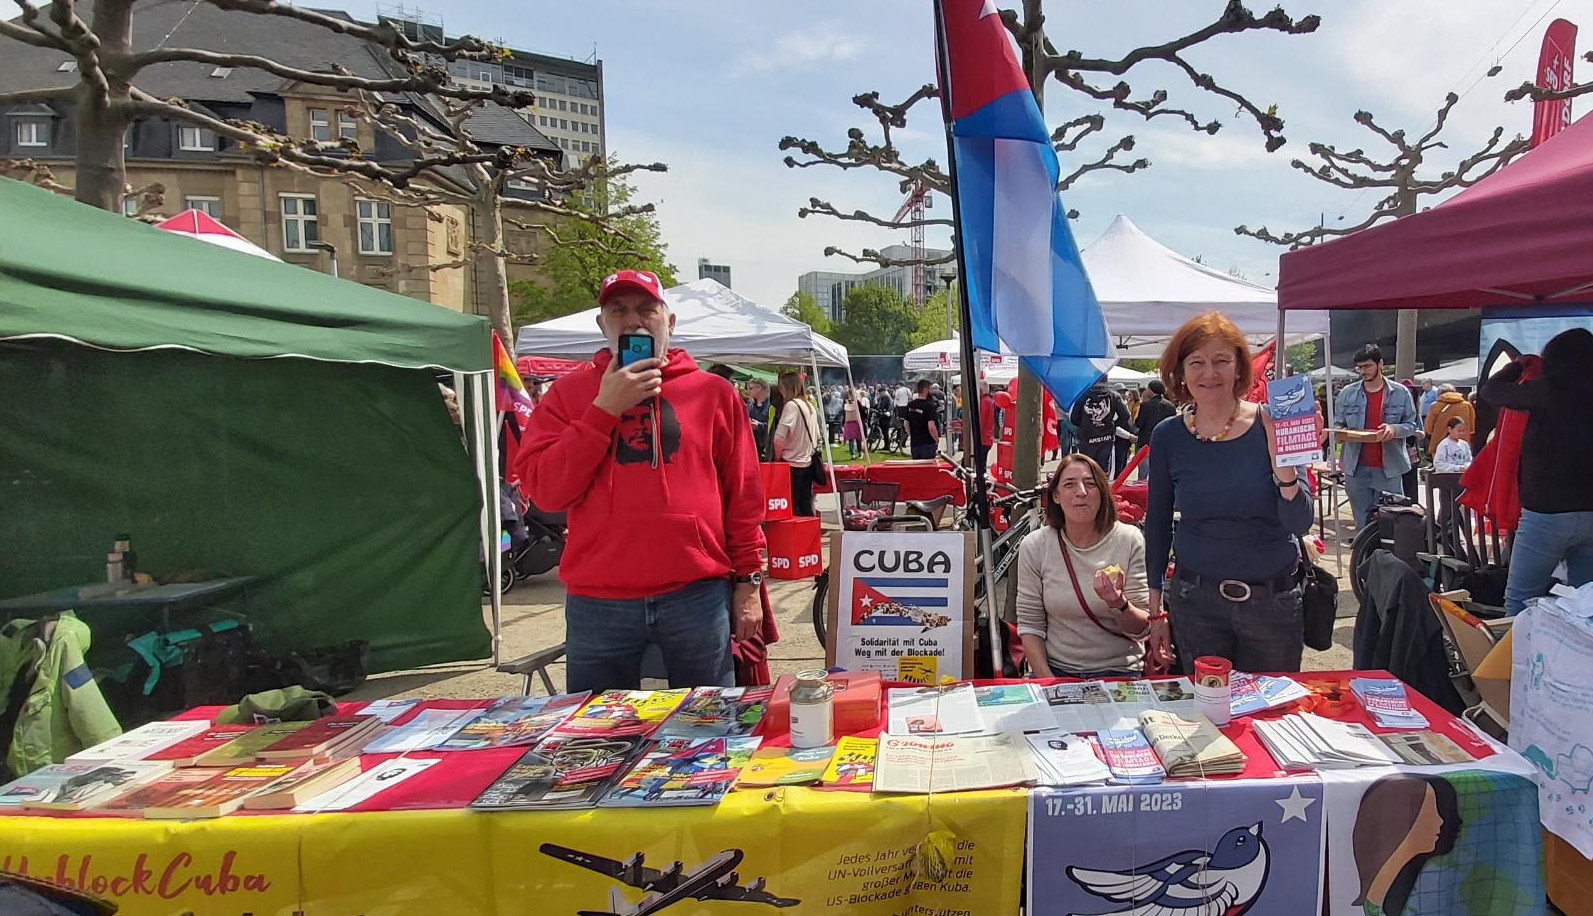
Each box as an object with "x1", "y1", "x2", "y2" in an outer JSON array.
[
  {"x1": 483, "y1": 372, "x2": 503, "y2": 667},
  {"x1": 1324, "y1": 326, "x2": 1344, "y2": 575},
  {"x1": 933, "y1": 0, "x2": 1002, "y2": 676},
  {"x1": 810, "y1": 352, "x2": 843, "y2": 531}
]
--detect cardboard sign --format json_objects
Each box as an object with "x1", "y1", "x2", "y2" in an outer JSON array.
[
  {"x1": 826, "y1": 531, "x2": 974, "y2": 683},
  {"x1": 765, "y1": 517, "x2": 822, "y2": 580},
  {"x1": 1266, "y1": 375, "x2": 1323, "y2": 468},
  {"x1": 759, "y1": 462, "x2": 794, "y2": 521}
]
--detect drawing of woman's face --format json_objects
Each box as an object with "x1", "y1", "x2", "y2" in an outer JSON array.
[{"x1": 1409, "y1": 787, "x2": 1442, "y2": 854}]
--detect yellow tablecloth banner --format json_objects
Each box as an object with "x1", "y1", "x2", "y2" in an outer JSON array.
[{"x1": 0, "y1": 786, "x2": 1027, "y2": 916}]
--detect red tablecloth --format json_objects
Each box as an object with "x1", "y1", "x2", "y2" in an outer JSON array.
[{"x1": 815, "y1": 461, "x2": 966, "y2": 506}]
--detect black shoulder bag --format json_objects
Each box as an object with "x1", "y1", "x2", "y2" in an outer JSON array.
[{"x1": 1297, "y1": 538, "x2": 1339, "y2": 651}]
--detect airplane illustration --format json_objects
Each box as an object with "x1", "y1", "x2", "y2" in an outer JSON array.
[{"x1": 540, "y1": 843, "x2": 800, "y2": 916}]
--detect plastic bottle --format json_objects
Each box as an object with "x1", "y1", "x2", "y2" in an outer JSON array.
[
  {"x1": 106, "y1": 551, "x2": 124, "y2": 585},
  {"x1": 113, "y1": 534, "x2": 135, "y2": 581}
]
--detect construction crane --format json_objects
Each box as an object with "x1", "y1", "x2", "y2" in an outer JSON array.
[{"x1": 893, "y1": 180, "x2": 930, "y2": 308}]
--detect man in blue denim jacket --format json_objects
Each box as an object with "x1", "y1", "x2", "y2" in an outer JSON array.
[{"x1": 1336, "y1": 344, "x2": 1420, "y2": 526}]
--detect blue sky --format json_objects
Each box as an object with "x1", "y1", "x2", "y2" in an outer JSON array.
[{"x1": 10, "y1": 0, "x2": 1589, "y2": 308}]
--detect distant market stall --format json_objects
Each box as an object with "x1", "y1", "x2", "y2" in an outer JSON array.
[{"x1": 0, "y1": 178, "x2": 499, "y2": 674}]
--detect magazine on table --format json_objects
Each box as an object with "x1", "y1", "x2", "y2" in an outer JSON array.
[
  {"x1": 1137, "y1": 711, "x2": 1245, "y2": 777},
  {"x1": 1024, "y1": 730, "x2": 1111, "y2": 787},
  {"x1": 435, "y1": 692, "x2": 591, "y2": 751},
  {"x1": 1042, "y1": 682, "x2": 1129, "y2": 734},
  {"x1": 1350, "y1": 677, "x2": 1431, "y2": 729},
  {"x1": 1110, "y1": 678, "x2": 1199, "y2": 719},
  {"x1": 657, "y1": 686, "x2": 773, "y2": 738},
  {"x1": 357, "y1": 698, "x2": 420, "y2": 723},
  {"x1": 297, "y1": 757, "x2": 440, "y2": 812},
  {"x1": 1253, "y1": 713, "x2": 1400, "y2": 770},
  {"x1": 470, "y1": 735, "x2": 649, "y2": 810},
  {"x1": 1, "y1": 762, "x2": 166, "y2": 809},
  {"x1": 600, "y1": 736, "x2": 761, "y2": 807},
  {"x1": 735, "y1": 745, "x2": 836, "y2": 787},
  {"x1": 96, "y1": 768, "x2": 220, "y2": 815},
  {"x1": 1379, "y1": 731, "x2": 1476, "y2": 766},
  {"x1": 886, "y1": 685, "x2": 984, "y2": 736},
  {"x1": 873, "y1": 732, "x2": 1034, "y2": 793},
  {"x1": 1228, "y1": 673, "x2": 1310, "y2": 718},
  {"x1": 553, "y1": 689, "x2": 691, "y2": 738},
  {"x1": 1096, "y1": 728, "x2": 1165, "y2": 785},
  {"x1": 363, "y1": 708, "x2": 481, "y2": 754},
  {"x1": 821, "y1": 736, "x2": 878, "y2": 789},
  {"x1": 65, "y1": 720, "x2": 210, "y2": 765},
  {"x1": 972, "y1": 684, "x2": 1055, "y2": 734}
]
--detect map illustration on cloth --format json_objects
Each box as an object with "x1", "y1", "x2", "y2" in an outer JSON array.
[
  {"x1": 850, "y1": 577, "x2": 951, "y2": 629},
  {"x1": 1029, "y1": 778, "x2": 1324, "y2": 916}
]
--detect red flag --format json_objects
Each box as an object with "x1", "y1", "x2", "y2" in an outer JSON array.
[
  {"x1": 852, "y1": 581, "x2": 894, "y2": 624},
  {"x1": 1245, "y1": 339, "x2": 1276, "y2": 404},
  {"x1": 1532, "y1": 19, "x2": 1579, "y2": 148}
]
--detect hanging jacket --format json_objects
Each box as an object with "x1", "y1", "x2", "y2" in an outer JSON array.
[
  {"x1": 0, "y1": 613, "x2": 122, "y2": 778},
  {"x1": 1423, "y1": 391, "x2": 1476, "y2": 454},
  {"x1": 1351, "y1": 550, "x2": 1465, "y2": 715},
  {"x1": 1460, "y1": 357, "x2": 1541, "y2": 532}
]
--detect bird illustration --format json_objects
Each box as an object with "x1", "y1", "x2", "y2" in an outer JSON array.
[{"x1": 1065, "y1": 822, "x2": 1270, "y2": 916}]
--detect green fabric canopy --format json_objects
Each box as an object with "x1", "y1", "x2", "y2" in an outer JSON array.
[
  {"x1": 0, "y1": 178, "x2": 492, "y2": 676},
  {"x1": 0, "y1": 178, "x2": 489, "y2": 371}
]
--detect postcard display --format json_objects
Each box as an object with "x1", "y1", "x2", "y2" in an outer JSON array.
[{"x1": 826, "y1": 530, "x2": 976, "y2": 684}]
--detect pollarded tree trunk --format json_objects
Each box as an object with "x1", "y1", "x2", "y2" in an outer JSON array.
[
  {"x1": 474, "y1": 183, "x2": 514, "y2": 343},
  {"x1": 74, "y1": 0, "x2": 135, "y2": 210}
]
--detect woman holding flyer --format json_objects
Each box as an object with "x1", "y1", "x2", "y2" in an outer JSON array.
[
  {"x1": 1015, "y1": 454, "x2": 1152, "y2": 678},
  {"x1": 1144, "y1": 312, "x2": 1315, "y2": 674}
]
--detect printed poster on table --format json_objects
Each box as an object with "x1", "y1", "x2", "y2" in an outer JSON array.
[
  {"x1": 827, "y1": 531, "x2": 973, "y2": 684},
  {"x1": 1028, "y1": 778, "x2": 1325, "y2": 916},
  {"x1": 1266, "y1": 375, "x2": 1323, "y2": 468},
  {"x1": 1510, "y1": 599, "x2": 1593, "y2": 857}
]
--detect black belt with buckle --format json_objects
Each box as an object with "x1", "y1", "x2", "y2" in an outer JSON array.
[{"x1": 1173, "y1": 567, "x2": 1298, "y2": 603}]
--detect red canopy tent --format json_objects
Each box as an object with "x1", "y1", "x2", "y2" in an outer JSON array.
[{"x1": 1279, "y1": 113, "x2": 1593, "y2": 312}]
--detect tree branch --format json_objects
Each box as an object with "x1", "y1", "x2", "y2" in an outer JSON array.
[
  {"x1": 1504, "y1": 54, "x2": 1593, "y2": 103},
  {"x1": 199, "y1": 0, "x2": 502, "y2": 60},
  {"x1": 822, "y1": 246, "x2": 957, "y2": 269},
  {"x1": 1051, "y1": 114, "x2": 1105, "y2": 153},
  {"x1": 0, "y1": 86, "x2": 76, "y2": 105},
  {"x1": 0, "y1": 158, "x2": 74, "y2": 195},
  {"x1": 1057, "y1": 135, "x2": 1148, "y2": 191},
  {"x1": 1235, "y1": 205, "x2": 1390, "y2": 248},
  {"x1": 796, "y1": 198, "x2": 952, "y2": 230}
]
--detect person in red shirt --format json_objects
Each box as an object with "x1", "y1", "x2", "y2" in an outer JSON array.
[
  {"x1": 1335, "y1": 344, "x2": 1419, "y2": 527},
  {"x1": 516, "y1": 269, "x2": 767, "y2": 692},
  {"x1": 977, "y1": 380, "x2": 997, "y2": 468}
]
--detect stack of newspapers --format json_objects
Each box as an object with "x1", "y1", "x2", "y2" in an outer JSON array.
[{"x1": 1253, "y1": 713, "x2": 1400, "y2": 770}]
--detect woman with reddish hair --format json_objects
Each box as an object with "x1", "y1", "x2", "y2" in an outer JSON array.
[{"x1": 1143, "y1": 311, "x2": 1314, "y2": 673}]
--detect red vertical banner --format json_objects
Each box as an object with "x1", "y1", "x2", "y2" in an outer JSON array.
[
  {"x1": 1245, "y1": 338, "x2": 1276, "y2": 404},
  {"x1": 1533, "y1": 19, "x2": 1579, "y2": 148}
]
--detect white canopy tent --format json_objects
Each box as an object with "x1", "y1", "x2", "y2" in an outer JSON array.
[
  {"x1": 1416, "y1": 356, "x2": 1479, "y2": 387},
  {"x1": 1082, "y1": 215, "x2": 1330, "y2": 351},
  {"x1": 902, "y1": 336, "x2": 1016, "y2": 374},
  {"x1": 515, "y1": 278, "x2": 850, "y2": 368}
]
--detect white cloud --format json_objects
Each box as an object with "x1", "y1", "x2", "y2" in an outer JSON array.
[{"x1": 736, "y1": 24, "x2": 867, "y2": 75}]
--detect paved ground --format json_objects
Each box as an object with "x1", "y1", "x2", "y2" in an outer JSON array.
[{"x1": 346, "y1": 488, "x2": 1366, "y2": 702}]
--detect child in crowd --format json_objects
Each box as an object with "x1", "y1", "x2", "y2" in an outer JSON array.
[{"x1": 1432, "y1": 417, "x2": 1473, "y2": 473}]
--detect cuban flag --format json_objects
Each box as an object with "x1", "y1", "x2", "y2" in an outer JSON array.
[
  {"x1": 851, "y1": 576, "x2": 950, "y2": 626},
  {"x1": 941, "y1": 0, "x2": 1115, "y2": 409}
]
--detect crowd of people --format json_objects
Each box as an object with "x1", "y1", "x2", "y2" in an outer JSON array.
[{"x1": 509, "y1": 266, "x2": 1592, "y2": 696}]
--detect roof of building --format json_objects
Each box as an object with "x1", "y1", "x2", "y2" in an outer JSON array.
[{"x1": 461, "y1": 103, "x2": 559, "y2": 152}]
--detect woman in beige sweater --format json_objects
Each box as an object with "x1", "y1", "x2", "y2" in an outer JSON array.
[{"x1": 1016, "y1": 454, "x2": 1151, "y2": 678}]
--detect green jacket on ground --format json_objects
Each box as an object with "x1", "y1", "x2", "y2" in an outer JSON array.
[{"x1": 0, "y1": 612, "x2": 122, "y2": 777}]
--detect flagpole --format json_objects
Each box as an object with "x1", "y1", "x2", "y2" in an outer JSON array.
[{"x1": 932, "y1": 0, "x2": 1004, "y2": 678}]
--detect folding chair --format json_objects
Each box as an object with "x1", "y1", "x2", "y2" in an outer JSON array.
[
  {"x1": 1421, "y1": 472, "x2": 1511, "y2": 605},
  {"x1": 1428, "y1": 593, "x2": 1511, "y2": 736}
]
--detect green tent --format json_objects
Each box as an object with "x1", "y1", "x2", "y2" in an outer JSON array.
[{"x1": 0, "y1": 178, "x2": 499, "y2": 673}]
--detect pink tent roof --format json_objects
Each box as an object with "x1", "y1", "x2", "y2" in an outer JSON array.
[
  {"x1": 153, "y1": 209, "x2": 280, "y2": 261},
  {"x1": 1278, "y1": 113, "x2": 1593, "y2": 311}
]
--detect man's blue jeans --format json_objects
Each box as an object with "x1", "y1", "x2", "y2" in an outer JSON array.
[
  {"x1": 911, "y1": 441, "x2": 937, "y2": 459},
  {"x1": 1505, "y1": 509, "x2": 1593, "y2": 616},
  {"x1": 565, "y1": 578, "x2": 734, "y2": 692},
  {"x1": 1345, "y1": 466, "x2": 1403, "y2": 527}
]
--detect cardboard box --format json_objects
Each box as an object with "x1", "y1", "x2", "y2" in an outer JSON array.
[
  {"x1": 765, "y1": 516, "x2": 822, "y2": 580},
  {"x1": 1548, "y1": 830, "x2": 1593, "y2": 916},
  {"x1": 764, "y1": 670, "x2": 882, "y2": 738},
  {"x1": 760, "y1": 462, "x2": 793, "y2": 521}
]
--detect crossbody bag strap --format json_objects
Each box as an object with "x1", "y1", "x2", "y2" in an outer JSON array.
[{"x1": 1056, "y1": 529, "x2": 1136, "y2": 643}]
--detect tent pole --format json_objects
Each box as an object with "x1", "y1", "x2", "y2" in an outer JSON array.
[
  {"x1": 810, "y1": 351, "x2": 843, "y2": 531},
  {"x1": 1276, "y1": 311, "x2": 1288, "y2": 378},
  {"x1": 1324, "y1": 326, "x2": 1344, "y2": 576},
  {"x1": 483, "y1": 372, "x2": 503, "y2": 668}
]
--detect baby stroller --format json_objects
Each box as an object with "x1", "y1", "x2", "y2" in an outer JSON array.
[{"x1": 483, "y1": 480, "x2": 567, "y2": 596}]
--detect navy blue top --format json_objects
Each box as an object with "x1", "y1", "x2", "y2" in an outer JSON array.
[{"x1": 1144, "y1": 412, "x2": 1314, "y2": 590}]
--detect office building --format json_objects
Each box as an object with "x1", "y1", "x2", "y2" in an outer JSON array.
[
  {"x1": 697, "y1": 258, "x2": 732, "y2": 288},
  {"x1": 797, "y1": 245, "x2": 956, "y2": 323}
]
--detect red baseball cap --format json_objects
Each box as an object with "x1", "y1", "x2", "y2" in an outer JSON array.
[{"x1": 598, "y1": 269, "x2": 666, "y2": 306}]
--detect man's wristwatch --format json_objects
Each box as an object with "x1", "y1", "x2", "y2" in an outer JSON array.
[{"x1": 734, "y1": 572, "x2": 763, "y2": 586}]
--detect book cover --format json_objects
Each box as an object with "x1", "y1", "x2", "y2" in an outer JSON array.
[
  {"x1": 1096, "y1": 728, "x2": 1165, "y2": 785},
  {"x1": 242, "y1": 757, "x2": 364, "y2": 810},
  {"x1": 192, "y1": 722, "x2": 312, "y2": 768},
  {"x1": 1, "y1": 763, "x2": 144, "y2": 808},
  {"x1": 471, "y1": 735, "x2": 649, "y2": 810},
  {"x1": 1350, "y1": 677, "x2": 1431, "y2": 729},
  {"x1": 357, "y1": 698, "x2": 420, "y2": 724},
  {"x1": 146, "y1": 724, "x2": 256, "y2": 767},
  {"x1": 1267, "y1": 374, "x2": 1324, "y2": 467},
  {"x1": 657, "y1": 687, "x2": 773, "y2": 738},
  {"x1": 256, "y1": 716, "x2": 380, "y2": 762},
  {"x1": 601, "y1": 736, "x2": 761, "y2": 807},
  {"x1": 363, "y1": 708, "x2": 479, "y2": 754},
  {"x1": 65, "y1": 720, "x2": 210, "y2": 765},
  {"x1": 20, "y1": 761, "x2": 174, "y2": 811},
  {"x1": 435, "y1": 692, "x2": 591, "y2": 751},
  {"x1": 296, "y1": 757, "x2": 439, "y2": 813},
  {"x1": 736, "y1": 745, "x2": 836, "y2": 787},
  {"x1": 1229, "y1": 673, "x2": 1310, "y2": 718},
  {"x1": 143, "y1": 764, "x2": 301, "y2": 819},
  {"x1": 820, "y1": 736, "x2": 877, "y2": 788},
  {"x1": 96, "y1": 768, "x2": 222, "y2": 815},
  {"x1": 552, "y1": 689, "x2": 690, "y2": 738}
]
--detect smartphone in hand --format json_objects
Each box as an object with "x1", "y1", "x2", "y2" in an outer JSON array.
[{"x1": 617, "y1": 332, "x2": 654, "y2": 368}]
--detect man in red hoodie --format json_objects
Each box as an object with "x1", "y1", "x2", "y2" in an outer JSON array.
[{"x1": 517, "y1": 269, "x2": 767, "y2": 692}]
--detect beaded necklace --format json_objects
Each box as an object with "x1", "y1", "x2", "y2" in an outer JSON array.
[{"x1": 1183, "y1": 402, "x2": 1239, "y2": 442}]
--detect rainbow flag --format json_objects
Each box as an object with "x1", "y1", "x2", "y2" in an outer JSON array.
[{"x1": 493, "y1": 331, "x2": 535, "y2": 429}]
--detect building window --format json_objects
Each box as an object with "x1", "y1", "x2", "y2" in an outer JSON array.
[
  {"x1": 185, "y1": 196, "x2": 222, "y2": 218},
  {"x1": 280, "y1": 194, "x2": 319, "y2": 251},
  {"x1": 56, "y1": 60, "x2": 76, "y2": 72},
  {"x1": 337, "y1": 110, "x2": 357, "y2": 140},
  {"x1": 539, "y1": 115, "x2": 548, "y2": 127},
  {"x1": 559, "y1": 118, "x2": 568, "y2": 130},
  {"x1": 356, "y1": 198, "x2": 392, "y2": 255},
  {"x1": 14, "y1": 119, "x2": 48, "y2": 148},
  {"x1": 308, "y1": 108, "x2": 330, "y2": 142},
  {"x1": 176, "y1": 124, "x2": 214, "y2": 151}
]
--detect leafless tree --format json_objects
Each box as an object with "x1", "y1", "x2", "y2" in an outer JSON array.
[{"x1": 1504, "y1": 50, "x2": 1593, "y2": 106}]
